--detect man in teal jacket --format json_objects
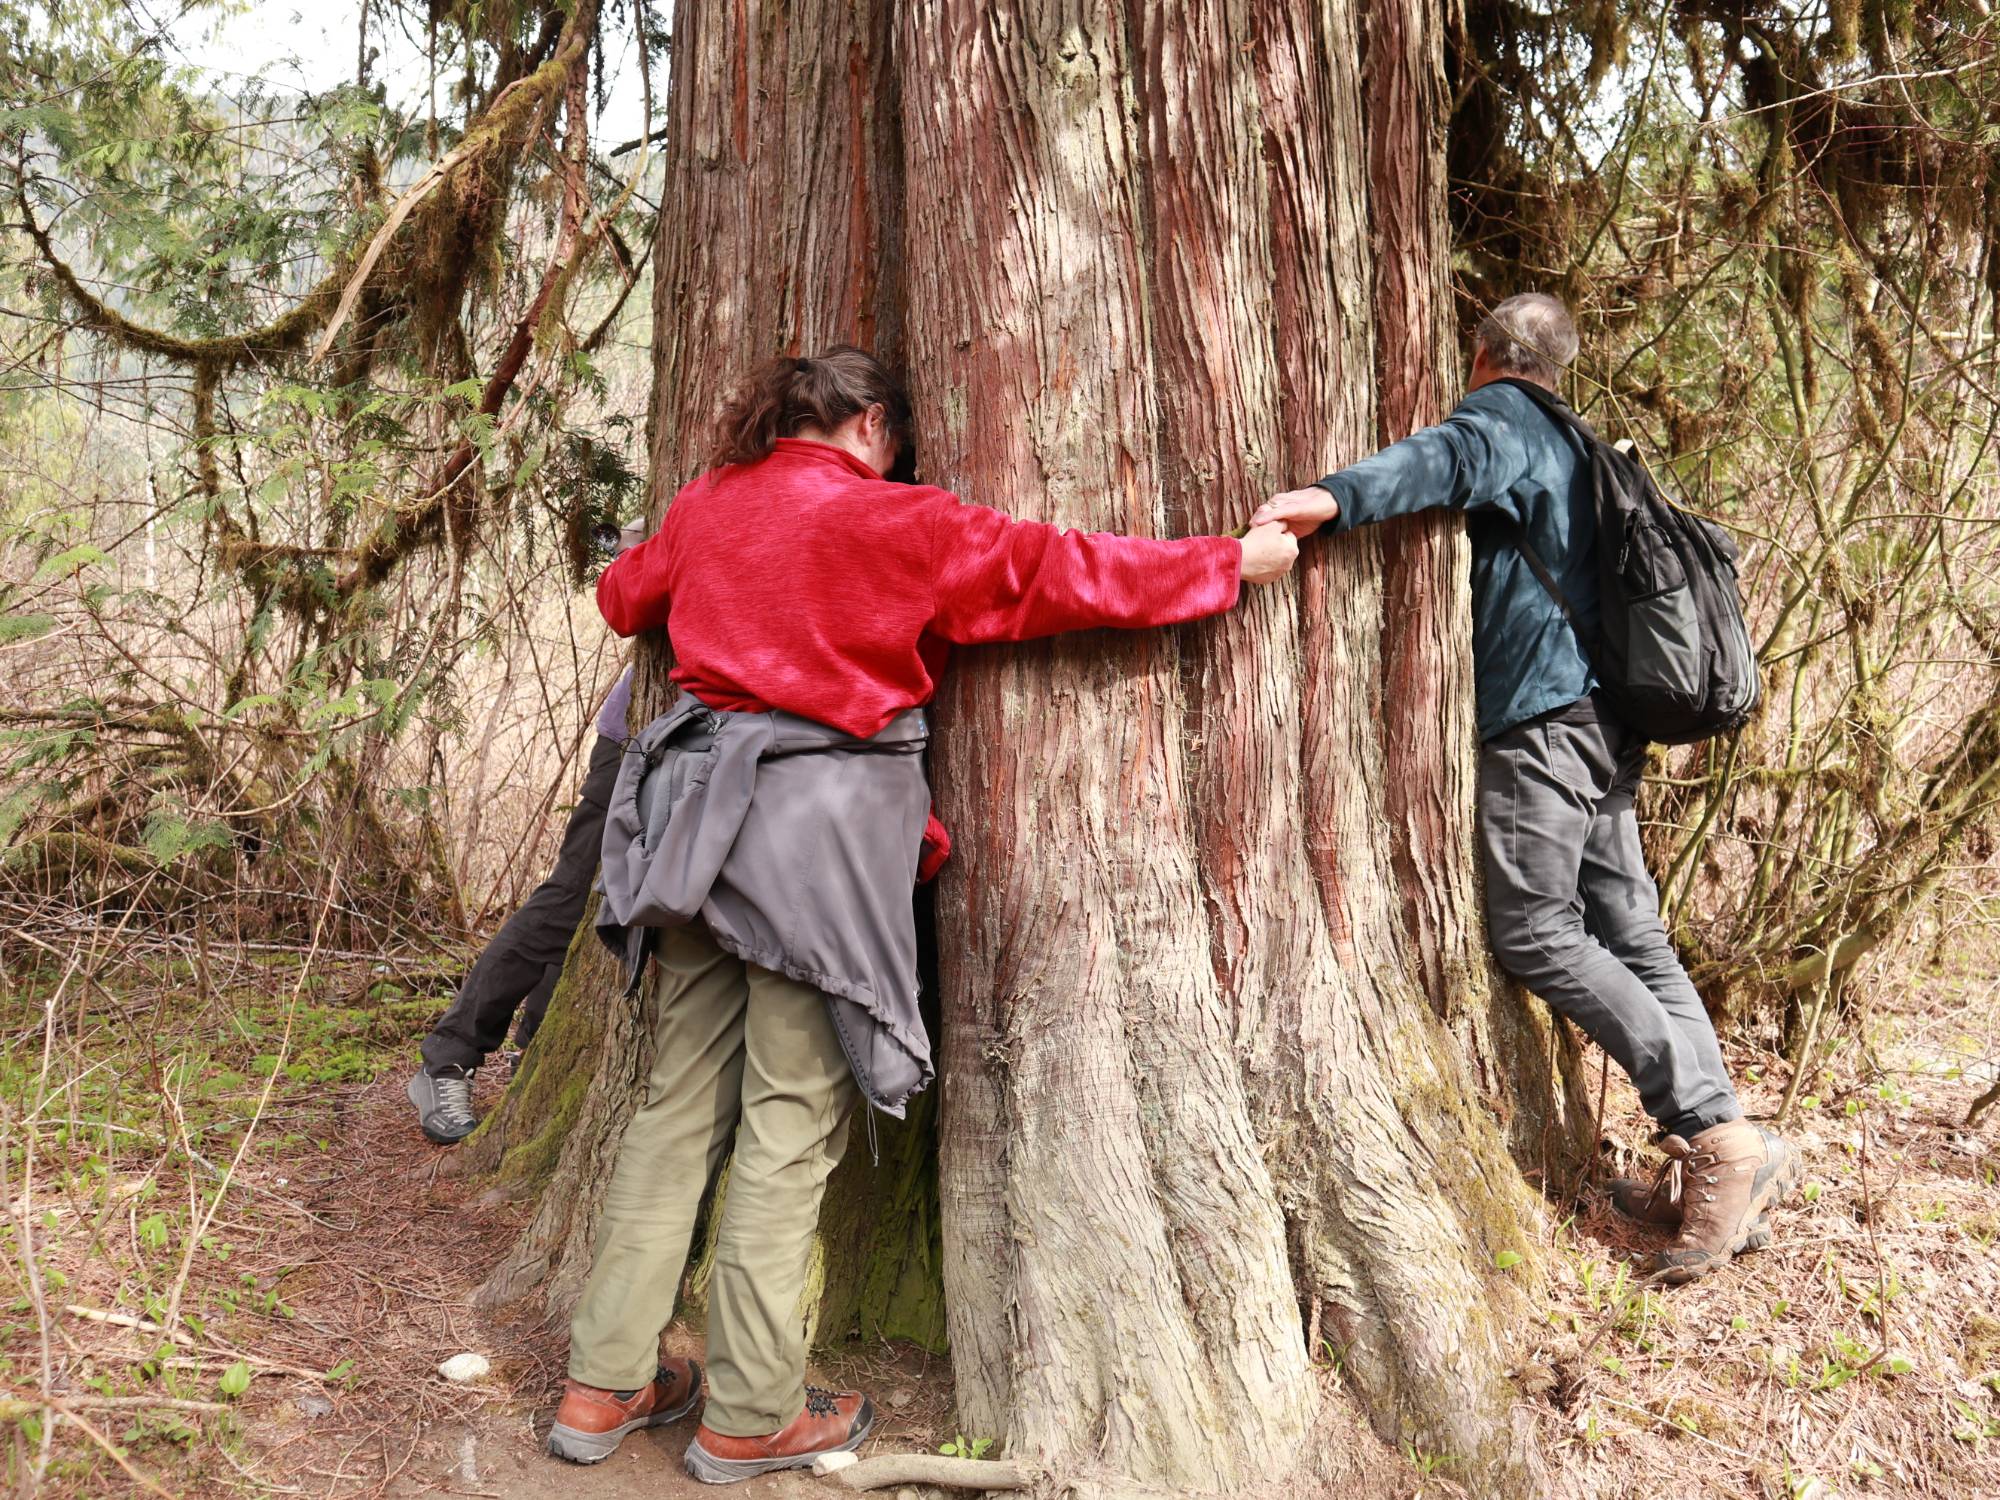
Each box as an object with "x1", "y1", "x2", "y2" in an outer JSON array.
[{"x1": 1253, "y1": 293, "x2": 1797, "y2": 1282}]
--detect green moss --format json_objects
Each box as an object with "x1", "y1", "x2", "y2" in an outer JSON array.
[
  {"x1": 1388, "y1": 1019, "x2": 1538, "y2": 1270},
  {"x1": 682, "y1": 1085, "x2": 948, "y2": 1356},
  {"x1": 459, "y1": 916, "x2": 611, "y2": 1191},
  {"x1": 1965, "y1": 1311, "x2": 2000, "y2": 1371}
]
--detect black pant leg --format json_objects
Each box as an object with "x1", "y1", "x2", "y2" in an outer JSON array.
[
  {"x1": 512, "y1": 962, "x2": 563, "y2": 1049},
  {"x1": 421, "y1": 735, "x2": 624, "y2": 1071}
]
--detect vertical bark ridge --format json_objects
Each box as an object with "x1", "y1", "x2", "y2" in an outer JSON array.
[
  {"x1": 913, "y1": 1, "x2": 1553, "y2": 1493},
  {"x1": 906, "y1": 1, "x2": 1315, "y2": 1487},
  {"x1": 1231, "y1": 0, "x2": 1549, "y2": 1487},
  {"x1": 1361, "y1": 0, "x2": 1593, "y2": 1177},
  {"x1": 1127, "y1": 0, "x2": 1345, "y2": 1457},
  {"x1": 1366, "y1": 0, "x2": 1480, "y2": 1011}
]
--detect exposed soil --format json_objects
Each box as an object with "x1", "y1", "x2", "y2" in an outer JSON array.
[
  {"x1": 237, "y1": 1066, "x2": 956, "y2": 1500},
  {"x1": 21, "y1": 937, "x2": 2000, "y2": 1499}
]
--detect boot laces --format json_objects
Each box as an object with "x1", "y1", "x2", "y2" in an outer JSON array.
[
  {"x1": 1639, "y1": 1153, "x2": 1685, "y2": 1213},
  {"x1": 804, "y1": 1385, "x2": 839, "y2": 1417},
  {"x1": 434, "y1": 1069, "x2": 476, "y2": 1128},
  {"x1": 1659, "y1": 1135, "x2": 1735, "y2": 1206}
]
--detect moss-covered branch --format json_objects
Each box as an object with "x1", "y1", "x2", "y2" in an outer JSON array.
[{"x1": 15, "y1": 189, "x2": 347, "y2": 367}]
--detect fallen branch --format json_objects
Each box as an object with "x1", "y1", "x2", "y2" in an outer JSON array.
[
  {"x1": 833, "y1": 1453, "x2": 1038, "y2": 1492},
  {"x1": 60, "y1": 1305, "x2": 336, "y2": 1383},
  {"x1": 1969, "y1": 1078, "x2": 2000, "y2": 1129},
  {"x1": 4, "y1": 833, "x2": 156, "y2": 877}
]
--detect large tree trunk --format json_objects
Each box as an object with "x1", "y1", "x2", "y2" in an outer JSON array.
[
  {"x1": 474, "y1": 1, "x2": 1585, "y2": 1493},
  {"x1": 901, "y1": 2, "x2": 1556, "y2": 1491}
]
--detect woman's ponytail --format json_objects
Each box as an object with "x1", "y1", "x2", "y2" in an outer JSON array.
[{"x1": 712, "y1": 346, "x2": 912, "y2": 468}]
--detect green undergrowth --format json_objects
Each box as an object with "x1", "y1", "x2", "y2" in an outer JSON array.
[{"x1": 0, "y1": 946, "x2": 454, "y2": 1493}]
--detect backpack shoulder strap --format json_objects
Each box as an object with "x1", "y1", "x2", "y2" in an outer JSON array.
[
  {"x1": 1485, "y1": 378, "x2": 1602, "y2": 668},
  {"x1": 1499, "y1": 515, "x2": 1590, "y2": 644}
]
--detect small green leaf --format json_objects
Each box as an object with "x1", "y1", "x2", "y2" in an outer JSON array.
[
  {"x1": 1493, "y1": 1251, "x2": 1523, "y2": 1271},
  {"x1": 38, "y1": 545, "x2": 107, "y2": 577},
  {"x1": 0, "y1": 613, "x2": 56, "y2": 643},
  {"x1": 219, "y1": 1361, "x2": 252, "y2": 1399}
]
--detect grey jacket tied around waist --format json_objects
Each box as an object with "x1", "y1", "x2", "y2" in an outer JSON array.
[{"x1": 595, "y1": 692, "x2": 934, "y2": 1116}]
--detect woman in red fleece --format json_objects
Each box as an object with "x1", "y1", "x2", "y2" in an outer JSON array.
[{"x1": 552, "y1": 348, "x2": 1297, "y2": 1484}]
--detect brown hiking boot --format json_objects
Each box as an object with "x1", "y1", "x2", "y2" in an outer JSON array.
[
  {"x1": 1649, "y1": 1122, "x2": 1800, "y2": 1284},
  {"x1": 1610, "y1": 1147, "x2": 1775, "y2": 1249},
  {"x1": 548, "y1": 1359, "x2": 703, "y2": 1464},
  {"x1": 682, "y1": 1386, "x2": 874, "y2": 1484},
  {"x1": 1608, "y1": 1167, "x2": 1685, "y2": 1227}
]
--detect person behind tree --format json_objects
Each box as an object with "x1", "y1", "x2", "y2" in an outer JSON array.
[
  {"x1": 406, "y1": 665, "x2": 633, "y2": 1144},
  {"x1": 548, "y1": 346, "x2": 1300, "y2": 1481},
  {"x1": 1251, "y1": 292, "x2": 1800, "y2": 1283}
]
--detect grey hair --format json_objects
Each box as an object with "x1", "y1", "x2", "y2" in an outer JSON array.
[{"x1": 1474, "y1": 293, "x2": 1578, "y2": 386}]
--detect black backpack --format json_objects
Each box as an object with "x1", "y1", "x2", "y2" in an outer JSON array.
[{"x1": 1498, "y1": 379, "x2": 1760, "y2": 746}]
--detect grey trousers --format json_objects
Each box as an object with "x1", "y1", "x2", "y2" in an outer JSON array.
[{"x1": 1477, "y1": 700, "x2": 1740, "y2": 1140}]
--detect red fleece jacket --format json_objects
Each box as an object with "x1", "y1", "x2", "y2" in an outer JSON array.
[{"x1": 597, "y1": 439, "x2": 1245, "y2": 873}]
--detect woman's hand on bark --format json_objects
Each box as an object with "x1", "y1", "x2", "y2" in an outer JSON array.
[{"x1": 1238, "y1": 521, "x2": 1300, "y2": 585}]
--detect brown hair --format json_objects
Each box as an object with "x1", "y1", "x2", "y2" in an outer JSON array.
[{"x1": 712, "y1": 345, "x2": 914, "y2": 469}]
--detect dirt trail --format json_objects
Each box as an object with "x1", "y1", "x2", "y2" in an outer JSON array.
[
  {"x1": 385, "y1": 1413, "x2": 814, "y2": 1500},
  {"x1": 241, "y1": 1065, "x2": 954, "y2": 1500}
]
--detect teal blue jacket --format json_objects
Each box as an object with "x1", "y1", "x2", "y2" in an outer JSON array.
[{"x1": 1315, "y1": 380, "x2": 1599, "y2": 740}]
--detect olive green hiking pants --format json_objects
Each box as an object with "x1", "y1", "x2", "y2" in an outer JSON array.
[{"x1": 566, "y1": 923, "x2": 859, "y2": 1436}]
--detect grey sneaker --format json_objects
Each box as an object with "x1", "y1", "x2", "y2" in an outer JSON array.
[{"x1": 407, "y1": 1065, "x2": 478, "y2": 1144}]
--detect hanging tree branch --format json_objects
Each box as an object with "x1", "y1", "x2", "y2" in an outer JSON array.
[
  {"x1": 13, "y1": 187, "x2": 348, "y2": 367},
  {"x1": 13, "y1": 3, "x2": 603, "y2": 626}
]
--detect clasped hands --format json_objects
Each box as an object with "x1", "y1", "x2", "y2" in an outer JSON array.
[{"x1": 1237, "y1": 484, "x2": 1343, "y2": 586}]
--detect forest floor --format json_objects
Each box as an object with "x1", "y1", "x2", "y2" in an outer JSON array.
[
  {"x1": 1519, "y1": 922, "x2": 2000, "y2": 1500},
  {"x1": 2, "y1": 924, "x2": 1996, "y2": 1500}
]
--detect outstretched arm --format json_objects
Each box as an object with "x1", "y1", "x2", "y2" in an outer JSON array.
[
  {"x1": 596, "y1": 526, "x2": 671, "y2": 635},
  {"x1": 928, "y1": 497, "x2": 1296, "y2": 646},
  {"x1": 1251, "y1": 389, "x2": 1535, "y2": 538}
]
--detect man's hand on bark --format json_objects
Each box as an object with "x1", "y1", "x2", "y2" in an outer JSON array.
[{"x1": 1251, "y1": 485, "x2": 1340, "y2": 538}]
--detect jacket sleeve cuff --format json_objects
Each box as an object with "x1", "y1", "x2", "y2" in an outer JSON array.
[
  {"x1": 1207, "y1": 534, "x2": 1245, "y2": 613},
  {"x1": 1312, "y1": 475, "x2": 1360, "y2": 533}
]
